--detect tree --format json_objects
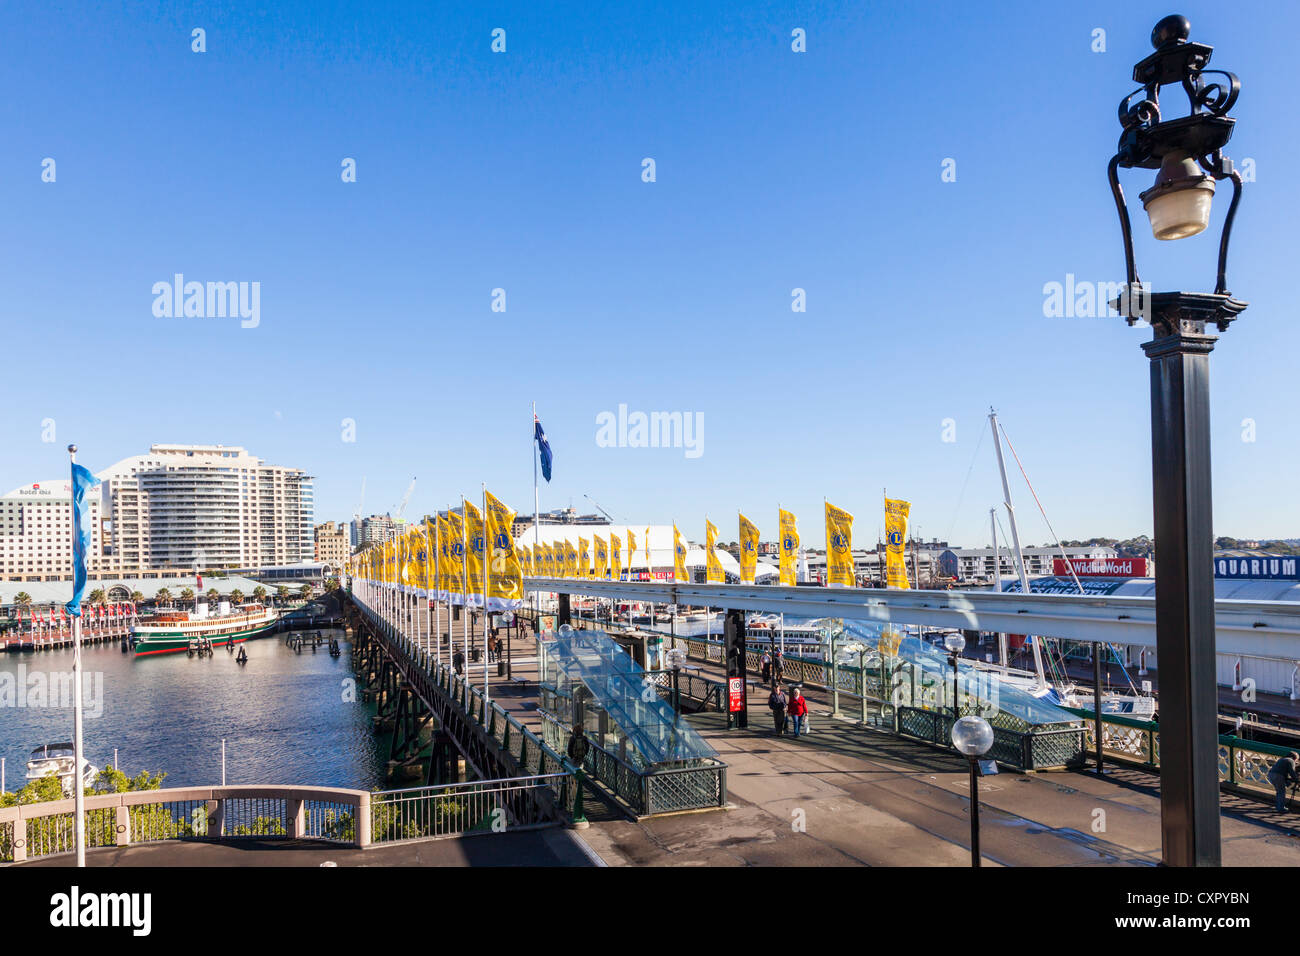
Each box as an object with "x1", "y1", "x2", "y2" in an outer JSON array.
[
  {"x1": 299, "y1": 584, "x2": 314, "y2": 600},
  {"x1": 324, "y1": 577, "x2": 340, "y2": 593},
  {"x1": 206, "y1": 588, "x2": 220, "y2": 604},
  {"x1": 252, "y1": 586, "x2": 268, "y2": 604},
  {"x1": 14, "y1": 592, "x2": 32, "y2": 609},
  {"x1": 229, "y1": 589, "x2": 244, "y2": 605},
  {"x1": 130, "y1": 591, "x2": 144, "y2": 604},
  {"x1": 179, "y1": 588, "x2": 195, "y2": 603},
  {"x1": 154, "y1": 588, "x2": 172, "y2": 607},
  {"x1": 88, "y1": 588, "x2": 106, "y2": 606},
  {"x1": 276, "y1": 586, "x2": 289, "y2": 604}
]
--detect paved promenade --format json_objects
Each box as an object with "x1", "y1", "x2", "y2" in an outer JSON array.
[{"x1": 466, "y1": 620, "x2": 1300, "y2": 867}]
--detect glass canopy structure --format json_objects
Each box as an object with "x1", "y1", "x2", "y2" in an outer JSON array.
[{"x1": 540, "y1": 625, "x2": 717, "y2": 768}]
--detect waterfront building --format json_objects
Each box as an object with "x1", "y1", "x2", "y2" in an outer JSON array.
[
  {"x1": 356, "y1": 514, "x2": 401, "y2": 545},
  {"x1": 314, "y1": 521, "x2": 350, "y2": 566},
  {"x1": 0, "y1": 478, "x2": 108, "y2": 581},
  {"x1": 98, "y1": 444, "x2": 313, "y2": 571},
  {"x1": 1, "y1": 444, "x2": 313, "y2": 582},
  {"x1": 512, "y1": 508, "x2": 610, "y2": 539}
]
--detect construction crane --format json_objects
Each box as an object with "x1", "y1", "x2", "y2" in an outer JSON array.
[
  {"x1": 584, "y1": 493, "x2": 616, "y2": 524},
  {"x1": 392, "y1": 477, "x2": 416, "y2": 521},
  {"x1": 353, "y1": 476, "x2": 366, "y2": 525}
]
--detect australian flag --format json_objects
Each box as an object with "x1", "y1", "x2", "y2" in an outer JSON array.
[
  {"x1": 66, "y1": 461, "x2": 102, "y2": 617},
  {"x1": 534, "y1": 414, "x2": 553, "y2": 482}
]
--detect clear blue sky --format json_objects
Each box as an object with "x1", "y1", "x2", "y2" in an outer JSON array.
[{"x1": 1, "y1": 0, "x2": 1296, "y2": 549}]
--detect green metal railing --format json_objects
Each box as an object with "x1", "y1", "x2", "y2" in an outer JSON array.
[{"x1": 1066, "y1": 707, "x2": 1297, "y2": 801}]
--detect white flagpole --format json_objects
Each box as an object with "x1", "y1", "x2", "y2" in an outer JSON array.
[
  {"x1": 68, "y1": 444, "x2": 86, "y2": 868},
  {"x1": 460, "y1": 497, "x2": 470, "y2": 675},
  {"x1": 483, "y1": 483, "x2": 491, "y2": 706},
  {"x1": 433, "y1": 516, "x2": 442, "y2": 666},
  {"x1": 532, "y1": 402, "x2": 540, "y2": 636}
]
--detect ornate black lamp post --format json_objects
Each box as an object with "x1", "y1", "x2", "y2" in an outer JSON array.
[{"x1": 1107, "y1": 15, "x2": 1246, "y2": 867}]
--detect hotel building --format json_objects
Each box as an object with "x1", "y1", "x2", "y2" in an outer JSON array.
[{"x1": 1, "y1": 444, "x2": 313, "y2": 582}]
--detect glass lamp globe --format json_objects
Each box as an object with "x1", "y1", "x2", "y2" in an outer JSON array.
[
  {"x1": 558, "y1": 623, "x2": 574, "y2": 637},
  {"x1": 951, "y1": 715, "x2": 994, "y2": 757},
  {"x1": 1140, "y1": 151, "x2": 1215, "y2": 240},
  {"x1": 944, "y1": 633, "x2": 966, "y2": 654}
]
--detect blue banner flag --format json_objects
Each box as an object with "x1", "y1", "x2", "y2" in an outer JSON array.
[
  {"x1": 66, "y1": 462, "x2": 101, "y2": 617},
  {"x1": 534, "y1": 414, "x2": 553, "y2": 482}
]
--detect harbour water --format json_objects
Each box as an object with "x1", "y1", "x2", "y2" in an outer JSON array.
[{"x1": 0, "y1": 629, "x2": 386, "y2": 793}]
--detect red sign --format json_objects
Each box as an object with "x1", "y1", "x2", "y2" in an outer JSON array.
[
  {"x1": 1053, "y1": 557, "x2": 1149, "y2": 578},
  {"x1": 728, "y1": 677, "x2": 744, "y2": 713}
]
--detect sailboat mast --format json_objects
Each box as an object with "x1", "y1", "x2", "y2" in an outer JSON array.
[
  {"x1": 990, "y1": 408, "x2": 1046, "y2": 691},
  {"x1": 990, "y1": 507, "x2": 1007, "y2": 673}
]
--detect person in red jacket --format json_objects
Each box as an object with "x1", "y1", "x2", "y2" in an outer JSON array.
[{"x1": 787, "y1": 686, "x2": 808, "y2": 737}]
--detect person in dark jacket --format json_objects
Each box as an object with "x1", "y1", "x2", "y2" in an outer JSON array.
[
  {"x1": 453, "y1": 649, "x2": 465, "y2": 675},
  {"x1": 1268, "y1": 751, "x2": 1300, "y2": 812},
  {"x1": 787, "y1": 686, "x2": 808, "y2": 737},
  {"x1": 768, "y1": 683, "x2": 788, "y2": 735},
  {"x1": 772, "y1": 651, "x2": 785, "y2": 685}
]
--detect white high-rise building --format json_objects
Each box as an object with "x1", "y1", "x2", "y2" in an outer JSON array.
[
  {"x1": 0, "y1": 479, "x2": 106, "y2": 581},
  {"x1": 99, "y1": 444, "x2": 313, "y2": 571}
]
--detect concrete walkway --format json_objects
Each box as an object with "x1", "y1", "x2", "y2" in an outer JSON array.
[{"x1": 389, "y1": 613, "x2": 1300, "y2": 866}]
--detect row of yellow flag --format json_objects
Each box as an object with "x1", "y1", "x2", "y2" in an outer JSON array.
[
  {"x1": 350, "y1": 496, "x2": 913, "y2": 594},
  {"x1": 348, "y1": 490, "x2": 523, "y2": 610}
]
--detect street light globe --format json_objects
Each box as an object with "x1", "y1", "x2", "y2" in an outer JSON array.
[
  {"x1": 951, "y1": 715, "x2": 994, "y2": 757},
  {"x1": 1140, "y1": 151, "x2": 1215, "y2": 240},
  {"x1": 943, "y1": 633, "x2": 966, "y2": 654},
  {"x1": 558, "y1": 624, "x2": 574, "y2": 637}
]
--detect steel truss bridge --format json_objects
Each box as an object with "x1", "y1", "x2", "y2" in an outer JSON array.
[{"x1": 522, "y1": 578, "x2": 1300, "y2": 661}]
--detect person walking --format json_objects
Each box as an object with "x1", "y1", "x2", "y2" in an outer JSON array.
[
  {"x1": 768, "y1": 682, "x2": 788, "y2": 736},
  {"x1": 453, "y1": 648, "x2": 465, "y2": 676},
  {"x1": 760, "y1": 650, "x2": 772, "y2": 685},
  {"x1": 772, "y1": 650, "x2": 785, "y2": 686},
  {"x1": 788, "y1": 686, "x2": 808, "y2": 738},
  {"x1": 1268, "y1": 751, "x2": 1300, "y2": 812}
]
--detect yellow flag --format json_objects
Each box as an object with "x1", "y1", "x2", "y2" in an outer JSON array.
[
  {"x1": 466, "y1": 501, "x2": 487, "y2": 602},
  {"x1": 824, "y1": 500, "x2": 855, "y2": 587},
  {"x1": 705, "y1": 519, "x2": 724, "y2": 583},
  {"x1": 546, "y1": 543, "x2": 557, "y2": 578},
  {"x1": 578, "y1": 537, "x2": 590, "y2": 578},
  {"x1": 673, "y1": 524, "x2": 687, "y2": 582},
  {"x1": 738, "y1": 513, "x2": 759, "y2": 584},
  {"x1": 627, "y1": 530, "x2": 637, "y2": 571},
  {"x1": 594, "y1": 534, "x2": 608, "y2": 579},
  {"x1": 446, "y1": 512, "x2": 466, "y2": 599},
  {"x1": 611, "y1": 533, "x2": 622, "y2": 580},
  {"x1": 485, "y1": 490, "x2": 522, "y2": 607},
  {"x1": 884, "y1": 497, "x2": 911, "y2": 589},
  {"x1": 644, "y1": 527, "x2": 651, "y2": 569},
  {"x1": 431, "y1": 519, "x2": 441, "y2": 593},
  {"x1": 780, "y1": 512, "x2": 800, "y2": 587},
  {"x1": 566, "y1": 540, "x2": 578, "y2": 578}
]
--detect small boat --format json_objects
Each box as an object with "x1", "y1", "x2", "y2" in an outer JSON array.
[{"x1": 26, "y1": 742, "x2": 98, "y2": 795}]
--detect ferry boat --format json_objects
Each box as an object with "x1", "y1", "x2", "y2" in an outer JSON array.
[
  {"x1": 132, "y1": 602, "x2": 279, "y2": 657},
  {"x1": 26, "y1": 742, "x2": 99, "y2": 795}
]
